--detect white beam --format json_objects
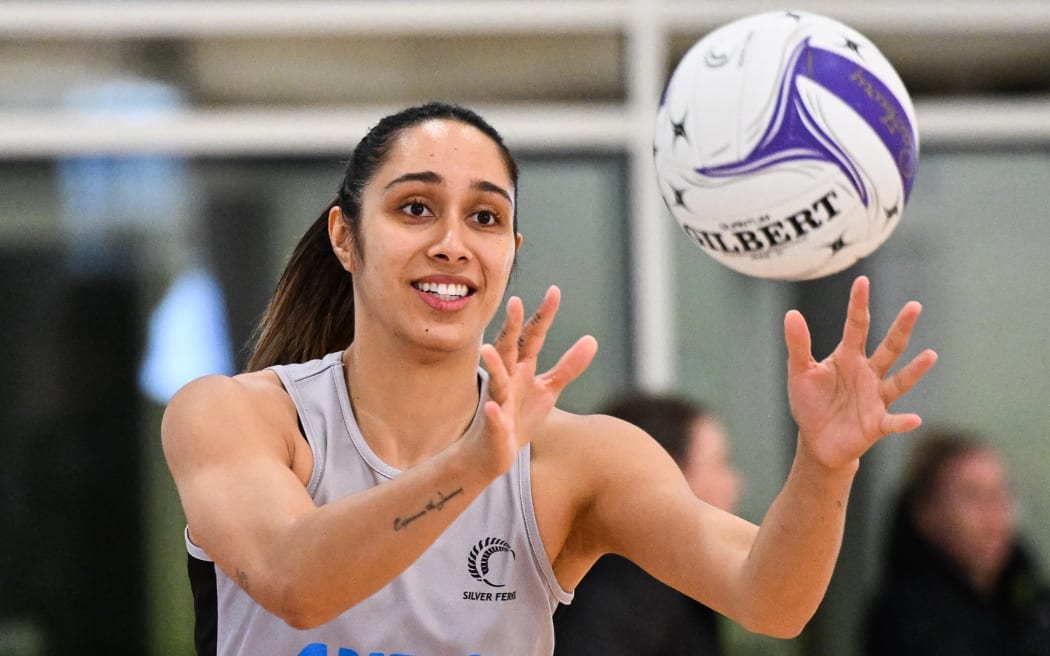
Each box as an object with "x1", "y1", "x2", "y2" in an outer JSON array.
[
  {"x1": 0, "y1": 104, "x2": 630, "y2": 157},
  {"x1": 0, "y1": 1, "x2": 628, "y2": 38},
  {"x1": 0, "y1": 98, "x2": 1045, "y2": 158}
]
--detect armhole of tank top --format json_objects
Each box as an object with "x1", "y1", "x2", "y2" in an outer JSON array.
[
  {"x1": 185, "y1": 525, "x2": 213, "y2": 562},
  {"x1": 268, "y1": 364, "x2": 326, "y2": 498},
  {"x1": 518, "y1": 445, "x2": 574, "y2": 606},
  {"x1": 187, "y1": 550, "x2": 218, "y2": 656}
]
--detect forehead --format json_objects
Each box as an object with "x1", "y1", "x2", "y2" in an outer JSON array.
[
  {"x1": 689, "y1": 417, "x2": 728, "y2": 455},
  {"x1": 940, "y1": 450, "x2": 1007, "y2": 489},
  {"x1": 377, "y1": 119, "x2": 514, "y2": 188}
]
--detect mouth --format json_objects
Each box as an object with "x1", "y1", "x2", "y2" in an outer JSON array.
[{"x1": 412, "y1": 280, "x2": 473, "y2": 301}]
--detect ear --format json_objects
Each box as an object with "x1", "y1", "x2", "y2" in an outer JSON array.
[
  {"x1": 329, "y1": 206, "x2": 357, "y2": 273},
  {"x1": 515, "y1": 232, "x2": 523, "y2": 251}
]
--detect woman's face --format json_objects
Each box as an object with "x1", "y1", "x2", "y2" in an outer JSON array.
[
  {"x1": 681, "y1": 417, "x2": 742, "y2": 513},
  {"x1": 917, "y1": 449, "x2": 1015, "y2": 589},
  {"x1": 339, "y1": 119, "x2": 519, "y2": 355}
]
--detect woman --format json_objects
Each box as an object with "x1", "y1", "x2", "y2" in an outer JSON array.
[
  {"x1": 162, "y1": 102, "x2": 938, "y2": 656},
  {"x1": 864, "y1": 430, "x2": 1050, "y2": 656},
  {"x1": 553, "y1": 393, "x2": 741, "y2": 655}
]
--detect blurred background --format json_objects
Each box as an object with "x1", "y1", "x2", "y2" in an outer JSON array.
[{"x1": 1, "y1": 1, "x2": 1048, "y2": 655}]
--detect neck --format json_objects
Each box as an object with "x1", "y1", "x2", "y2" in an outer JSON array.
[{"x1": 342, "y1": 338, "x2": 483, "y2": 470}]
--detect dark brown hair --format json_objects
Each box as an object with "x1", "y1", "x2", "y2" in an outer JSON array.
[
  {"x1": 246, "y1": 102, "x2": 519, "y2": 371},
  {"x1": 902, "y1": 427, "x2": 989, "y2": 512}
]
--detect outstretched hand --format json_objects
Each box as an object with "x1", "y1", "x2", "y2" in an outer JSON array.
[
  {"x1": 476, "y1": 286, "x2": 598, "y2": 476},
  {"x1": 784, "y1": 276, "x2": 938, "y2": 470}
]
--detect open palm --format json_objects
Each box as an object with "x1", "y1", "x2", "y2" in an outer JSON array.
[
  {"x1": 478, "y1": 286, "x2": 598, "y2": 477},
  {"x1": 785, "y1": 277, "x2": 938, "y2": 469}
]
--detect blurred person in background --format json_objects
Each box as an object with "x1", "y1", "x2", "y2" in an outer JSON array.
[
  {"x1": 553, "y1": 393, "x2": 741, "y2": 655},
  {"x1": 864, "y1": 428, "x2": 1050, "y2": 656}
]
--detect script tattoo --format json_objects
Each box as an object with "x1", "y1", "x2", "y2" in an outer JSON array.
[{"x1": 393, "y1": 488, "x2": 465, "y2": 531}]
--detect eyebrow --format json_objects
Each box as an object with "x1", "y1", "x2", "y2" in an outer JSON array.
[{"x1": 384, "y1": 170, "x2": 513, "y2": 205}]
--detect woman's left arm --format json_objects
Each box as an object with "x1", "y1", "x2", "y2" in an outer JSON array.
[
  {"x1": 575, "y1": 276, "x2": 937, "y2": 639},
  {"x1": 733, "y1": 275, "x2": 937, "y2": 636}
]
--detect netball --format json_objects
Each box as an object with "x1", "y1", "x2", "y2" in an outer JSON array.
[{"x1": 654, "y1": 10, "x2": 919, "y2": 280}]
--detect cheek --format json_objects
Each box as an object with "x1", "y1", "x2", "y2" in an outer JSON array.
[
  {"x1": 943, "y1": 508, "x2": 993, "y2": 552},
  {"x1": 362, "y1": 239, "x2": 405, "y2": 272},
  {"x1": 500, "y1": 235, "x2": 518, "y2": 269},
  {"x1": 486, "y1": 238, "x2": 517, "y2": 284}
]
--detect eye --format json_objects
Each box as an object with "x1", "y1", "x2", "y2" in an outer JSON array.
[
  {"x1": 401, "y1": 200, "x2": 433, "y2": 218},
  {"x1": 471, "y1": 209, "x2": 500, "y2": 226}
]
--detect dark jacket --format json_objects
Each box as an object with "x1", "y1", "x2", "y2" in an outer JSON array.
[
  {"x1": 553, "y1": 554, "x2": 721, "y2": 656},
  {"x1": 864, "y1": 502, "x2": 1050, "y2": 656}
]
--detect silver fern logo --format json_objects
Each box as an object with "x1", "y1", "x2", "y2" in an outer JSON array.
[{"x1": 467, "y1": 537, "x2": 515, "y2": 588}]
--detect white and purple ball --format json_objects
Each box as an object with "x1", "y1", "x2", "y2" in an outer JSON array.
[{"x1": 654, "y1": 10, "x2": 919, "y2": 280}]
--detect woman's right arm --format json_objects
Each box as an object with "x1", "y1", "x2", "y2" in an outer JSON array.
[
  {"x1": 163, "y1": 290, "x2": 596, "y2": 629},
  {"x1": 161, "y1": 373, "x2": 496, "y2": 629}
]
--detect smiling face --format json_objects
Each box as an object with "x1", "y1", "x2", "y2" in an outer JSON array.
[{"x1": 331, "y1": 118, "x2": 520, "y2": 356}]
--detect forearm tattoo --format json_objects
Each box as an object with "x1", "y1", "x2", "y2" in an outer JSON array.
[{"x1": 392, "y1": 488, "x2": 465, "y2": 531}]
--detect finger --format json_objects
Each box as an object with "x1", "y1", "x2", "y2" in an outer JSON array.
[
  {"x1": 518, "y1": 286, "x2": 561, "y2": 361},
  {"x1": 870, "y1": 301, "x2": 922, "y2": 378},
  {"x1": 840, "y1": 275, "x2": 871, "y2": 353},
  {"x1": 480, "y1": 343, "x2": 512, "y2": 404},
  {"x1": 880, "y1": 411, "x2": 923, "y2": 436},
  {"x1": 783, "y1": 309, "x2": 814, "y2": 376},
  {"x1": 537, "y1": 335, "x2": 598, "y2": 394},
  {"x1": 483, "y1": 400, "x2": 511, "y2": 443},
  {"x1": 880, "y1": 348, "x2": 939, "y2": 406},
  {"x1": 492, "y1": 296, "x2": 525, "y2": 369}
]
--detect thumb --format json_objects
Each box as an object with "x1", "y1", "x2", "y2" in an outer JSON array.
[
  {"x1": 540, "y1": 335, "x2": 598, "y2": 394},
  {"x1": 784, "y1": 310, "x2": 814, "y2": 376}
]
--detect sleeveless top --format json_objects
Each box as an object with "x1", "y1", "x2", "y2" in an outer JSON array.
[{"x1": 185, "y1": 351, "x2": 572, "y2": 656}]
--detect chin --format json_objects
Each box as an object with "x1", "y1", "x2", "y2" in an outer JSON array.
[{"x1": 411, "y1": 329, "x2": 482, "y2": 357}]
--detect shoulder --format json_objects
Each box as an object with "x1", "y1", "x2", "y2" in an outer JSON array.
[
  {"x1": 163, "y1": 370, "x2": 290, "y2": 425},
  {"x1": 537, "y1": 408, "x2": 654, "y2": 448},
  {"x1": 161, "y1": 370, "x2": 299, "y2": 464},
  {"x1": 533, "y1": 407, "x2": 686, "y2": 487},
  {"x1": 535, "y1": 408, "x2": 680, "y2": 484}
]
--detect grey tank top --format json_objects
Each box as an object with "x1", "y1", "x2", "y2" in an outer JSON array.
[{"x1": 185, "y1": 351, "x2": 572, "y2": 656}]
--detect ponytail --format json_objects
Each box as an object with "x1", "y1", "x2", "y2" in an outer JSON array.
[{"x1": 246, "y1": 200, "x2": 356, "y2": 371}]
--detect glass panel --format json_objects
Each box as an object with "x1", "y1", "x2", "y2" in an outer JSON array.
[{"x1": 504, "y1": 154, "x2": 632, "y2": 413}]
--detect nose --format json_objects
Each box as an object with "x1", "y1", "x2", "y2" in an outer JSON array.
[{"x1": 428, "y1": 217, "x2": 471, "y2": 263}]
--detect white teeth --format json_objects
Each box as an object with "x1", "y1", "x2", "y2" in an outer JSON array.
[{"x1": 415, "y1": 281, "x2": 468, "y2": 299}]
